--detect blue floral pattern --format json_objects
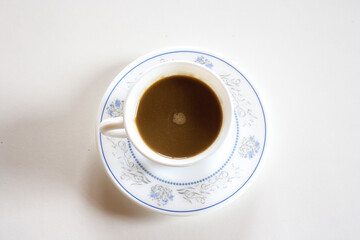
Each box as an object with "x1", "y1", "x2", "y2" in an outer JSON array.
[
  {"x1": 106, "y1": 99, "x2": 123, "y2": 117},
  {"x1": 238, "y1": 136, "x2": 260, "y2": 159},
  {"x1": 195, "y1": 56, "x2": 213, "y2": 68},
  {"x1": 150, "y1": 185, "x2": 174, "y2": 206}
]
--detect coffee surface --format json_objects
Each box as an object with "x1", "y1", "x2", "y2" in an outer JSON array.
[{"x1": 135, "y1": 75, "x2": 222, "y2": 158}]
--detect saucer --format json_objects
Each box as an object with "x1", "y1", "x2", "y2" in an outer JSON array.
[{"x1": 96, "y1": 47, "x2": 267, "y2": 216}]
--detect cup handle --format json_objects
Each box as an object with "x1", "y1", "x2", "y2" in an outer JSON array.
[{"x1": 98, "y1": 117, "x2": 128, "y2": 138}]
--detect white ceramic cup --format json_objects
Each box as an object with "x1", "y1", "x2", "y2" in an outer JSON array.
[{"x1": 99, "y1": 61, "x2": 233, "y2": 167}]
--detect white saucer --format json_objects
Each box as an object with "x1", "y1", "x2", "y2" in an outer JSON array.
[{"x1": 96, "y1": 47, "x2": 267, "y2": 216}]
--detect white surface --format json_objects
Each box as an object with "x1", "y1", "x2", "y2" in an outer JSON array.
[{"x1": 0, "y1": 0, "x2": 359, "y2": 239}]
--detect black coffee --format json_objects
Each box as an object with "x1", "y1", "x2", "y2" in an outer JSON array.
[{"x1": 135, "y1": 75, "x2": 222, "y2": 158}]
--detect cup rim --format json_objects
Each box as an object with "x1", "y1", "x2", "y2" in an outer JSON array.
[{"x1": 123, "y1": 60, "x2": 233, "y2": 167}]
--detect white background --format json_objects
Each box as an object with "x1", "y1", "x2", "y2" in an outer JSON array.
[{"x1": 1, "y1": 0, "x2": 359, "y2": 239}]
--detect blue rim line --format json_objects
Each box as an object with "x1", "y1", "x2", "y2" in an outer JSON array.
[
  {"x1": 99, "y1": 50, "x2": 267, "y2": 213},
  {"x1": 127, "y1": 112, "x2": 239, "y2": 185}
]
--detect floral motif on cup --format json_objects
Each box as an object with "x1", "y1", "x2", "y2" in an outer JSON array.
[
  {"x1": 150, "y1": 184, "x2": 174, "y2": 206},
  {"x1": 195, "y1": 56, "x2": 214, "y2": 69},
  {"x1": 106, "y1": 99, "x2": 124, "y2": 118},
  {"x1": 238, "y1": 136, "x2": 260, "y2": 159}
]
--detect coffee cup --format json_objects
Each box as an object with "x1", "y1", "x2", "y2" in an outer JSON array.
[{"x1": 98, "y1": 61, "x2": 233, "y2": 167}]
